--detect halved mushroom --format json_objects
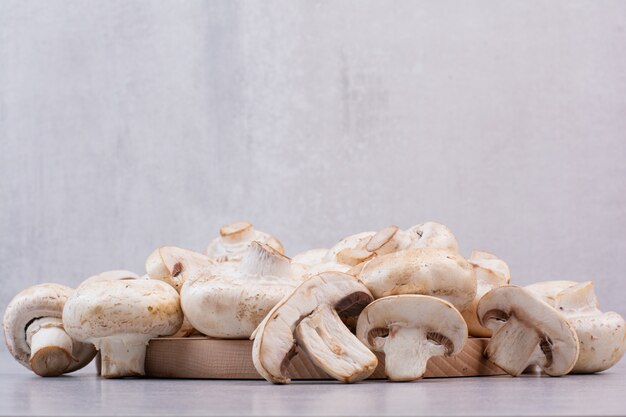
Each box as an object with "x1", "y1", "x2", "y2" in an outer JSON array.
[
  {"x1": 3, "y1": 284, "x2": 96, "y2": 377},
  {"x1": 354, "y1": 248, "x2": 476, "y2": 311},
  {"x1": 477, "y1": 285, "x2": 579, "y2": 376},
  {"x1": 146, "y1": 246, "x2": 215, "y2": 292},
  {"x1": 526, "y1": 280, "x2": 626, "y2": 373},
  {"x1": 461, "y1": 250, "x2": 511, "y2": 337},
  {"x1": 205, "y1": 221, "x2": 284, "y2": 262},
  {"x1": 252, "y1": 271, "x2": 376, "y2": 384},
  {"x1": 63, "y1": 279, "x2": 183, "y2": 378},
  {"x1": 357, "y1": 295, "x2": 467, "y2": 381},
  {"x1": 182, "y1": 242, "x2": 303, "y2": 339}
]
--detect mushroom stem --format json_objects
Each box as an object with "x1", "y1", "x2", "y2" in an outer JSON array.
[
  {"x1": 27, "y1": 318, "x2": 74, "y2": 377},
  {"x1": 485, "y1": 317, "x2": 541, "y2": 376},
  {"x1": 380, "y1": 327, "x2": 446, "y2": 381},
  {"x1": 295, "y1": 306, "x2": 378, "y2": 383},
  {"x1": 97, "y1": 334, "x2": 151, "y2": 378}
]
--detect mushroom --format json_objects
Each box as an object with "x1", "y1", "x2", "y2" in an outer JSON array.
[
  {"x1": 477, "y1": 285, "x2": 579, "y2": 376},
  {"x1": 252, "y1": 271, "x2": 377, "y2": 384},
  {"x1": 526, "y1": 280, "x2": 626, "y2": 373},
  {"x1": 354, "y1": 248, "x2": 476, "y2": 311},
  {"x1": 3, "y1": 284, "x2": 96, "y2": 377},
  {"x1": 461, "y1": 250, "x2": 511, "y2": 337},
  {"x1": 405, "y1": 222, "x2": 459, "y2": 252},
  {"x1": 324, "y1": 231, "x2": 376, "y2": 265},
  {"x1": 79, "y1": 270, "x2": 141, "y2": 288},
  {"x1": 357, "y1": 295, "x2": 467, "y2": 381},
  {"x1": 62, "y1": 279, "x2": 183, "y2": 378},
  {"x1": 146, "y1": 246, "x2": 215, "y2": 292},
  {"x1": 181, "y1": 241, "x2": 303, "y2": 339},
  {"x1": 205, "y1": 221, "x2": 284, "y2": 262},
  {"x1": 291, "y1": 248, "x2": 352, "y2": 276}
]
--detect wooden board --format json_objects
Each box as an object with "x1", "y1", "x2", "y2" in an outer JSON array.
[{"x1": 144, "y1": 337, "x2": 504, "y2": 380}]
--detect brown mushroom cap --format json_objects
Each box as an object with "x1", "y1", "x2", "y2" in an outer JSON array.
[{"x1": 477, "y1": 285, "x2": 579, "y2": 376}]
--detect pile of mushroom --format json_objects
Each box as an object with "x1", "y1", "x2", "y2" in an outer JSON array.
[{"x1": 2, "y1": 220, "x2": 625, "y2": 383}]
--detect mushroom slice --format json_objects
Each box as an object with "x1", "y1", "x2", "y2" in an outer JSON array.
[
  {"x1": 63, "y1": 279, "x2": 183, "y2": 378},
  {"x1": 461, "y1": 250, "x2": 511, "y2": 337},
  {"x1": 406, "y1": 222, "x2": 459, "y2": 252},
  {"x1": 146, "y1": 246, "x2": 215, "y2": 292},
  {"x1": 3, "y1": 284, "x2": 96, "y2": 377},
  {"x1": 205, "y1": 221, "x2": 284, "y2": 262},
  {"x1": 252, "y1": 271, "x2": 376, "y2": 384},
  {"x1": 477, "y1": 285, "x2": 579, "y2": 376},
  {"x1": 357, "y1": 295, "x2": 467, "y2": 381},
  {"x1": 526, "y1": 280, "x2": 626, "y2": 373},
  {"x1": 355, "y1": 248, "x2": 476, "y2": 311},
  {"x1": 182, "y1": 242, "x2": 303, "y2": 339}
]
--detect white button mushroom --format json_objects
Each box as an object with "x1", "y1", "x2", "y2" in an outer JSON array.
[
  {"x1": 461, "y1": 250, "x2": 511, "y2": 337},
  {"x1": 356, "y1": 295, "x2": 468, "y2": 381},
  {"x1": 252, "y1": 271, "x2": 377, "y2": 384},
  {"x1": 324, "y1": 231, "x2": 376, "y2": 265},
  {"x1": 526, "y1": 280, "x2": 626, "y2": 373},
  {"x1": 354, "y1": 248, "x2": 477, "y2": 311},
  {"x1": 291, "y1": 248, "x2": 352, "y2": 276},
  {"x1": 405, "y1": 222, "x2": 459, "y2": 252},
  {"x1": 477, "y1": 285, "x2": 580, "y2": 376},
  {"x1": 181, "y1": 241, "x2": 304, "y2": 339},
  {"x1": 205, "y1": 221, "x2": 284, "y2": 262},
  {"x1": 146, "y1": 246, "x2": 215, "y2": 292},
  {"x1": 3, "y1": 284, "x2": 96, "y2": 377},
  {"x1": 62, "y1": 279, "x2": 183, "y2": 378}
]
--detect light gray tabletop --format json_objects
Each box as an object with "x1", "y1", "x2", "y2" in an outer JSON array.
[{"x1": 1, "y1": 349, "x2": 625, "y2": 417}]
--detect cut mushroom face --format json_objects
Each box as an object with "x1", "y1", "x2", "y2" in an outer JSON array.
[
  {"x1": 354, "y1": 248, "x2": 476, "y2": 311},
  {"x1": 146, "y1": 246, "x2": 215, "y2": 292},
  {"x1": 406, "y1": 222, "x2": 459, "y2": 252},
  {"x1": 3, "y1": 284, "x2": 96, "y2": 377},
  {"x1": 526, "y1": 280, "x2": 626, "y2": 373},
  {"x1": 252, "y1": 271, "x2": 376, "y2": 384},
  {"x1": 62, "y1": 279, "x2": 183, "y2": 378},
  {"x1": 357, "y1": 295, "x2": 467, "y2": 381},
  {"x1": 205, "y1": 221, "x2": 284, "y2": 262},
  {"x1": 461, "y1": 250, "x2": 511, "y2": 337},
  {"x1": 477, "y1": 285, "x2": 579, "y2": 376},
  {"x1": 182, "y1": 242, "x2": 303, "y2": 339}
]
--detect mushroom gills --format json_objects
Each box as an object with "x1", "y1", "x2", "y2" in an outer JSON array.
[
  {"x1": 295, "y1": 306, "x2": 378, "y2": 383},
  {"x1": 375, "y1": 326, "x2": 449, "y2": 381},
  {"x1": 26, "y1": 317, "x2": 75, "y2": 377},
  {"x1": 96, "y1": 334, "x2": 152, "y2": 378},
  {"x1": 484, "y1": 316, "x2": 547, "y2": 376}
]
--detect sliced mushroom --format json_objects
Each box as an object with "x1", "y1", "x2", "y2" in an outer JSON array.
[
  {"x1": 205, "y1": 221, "x2": 284, "y2": 262},
  {"x1": 146, "y1": 246, "x2": 215, "y2": 292},
  {"x1": 252, "y1": 271, "x2": 376, "y2": 384},
  {"x1": 3, "y1": 284, "x2": 96, "y2": 377},
  {"x1": 526, "y1": 280, "x2": 626, "y2": 373},
  {"x1": 357, "y1": 295, "x2": 467, "y2": 381},
  {"x1": 354, "y1": 248, "x2": 476, "y2": 311},
  {"x1": 461, "y1": 250, "x2": 511, "y2": 337},
  {"x1": 477, "y1": 285, "x2": 579, "y2": 376},
  {"x1": 182, "y1": 242, "x2": 303, "y2": 339},
  {"x1": 63, "y1": 279, "x2": 183, "y2": 378}
]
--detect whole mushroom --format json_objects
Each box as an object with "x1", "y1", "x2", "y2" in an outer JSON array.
[
  {"x1": 526, "y1": 280, "x2": 626, "y2": 373},
  {"x1": 63, "y1": 279, "x2": 183, "y2": 378},
  {"x1": 205, "y1": 221, "x2": 284, "y2": 262},
  {"x1": 146, "y1": 246, "x2": 215, "y2": 292},
  {"x1": 3, "y1": 284, "x2": 96, "y2": 377}
]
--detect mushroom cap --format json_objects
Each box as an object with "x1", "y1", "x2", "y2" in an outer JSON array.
[
  {"x1": 357, "y1": 295, "x2": 467, "y2": 355},
  {"x1": 205, "y1": 221, "x2": 284, "y2": 262},
  {"x1": 477, "y1": 285, "x2": 579, "y2": 375},
  {"x1": 3, "y1": 283, "x2": 96, "y2": 373},
  {"x1": 146, "y1": 246, "x2": 215, "y2": 292},
  {"x1": 324, "y1": 231, "x2": 376, "y2": 263},
  {"x1": 356, "y1": 248, "x2": 476, "y2": 311},
  {"x1": 291, "y1": 248, "x2": 329, "y2": 266},
  {"x1": 63, "y1": 279, "x2": 183, "y2": 344},
  {"x1": 406, "y1": 222, "x2": 459, "y2": 252},
  {"x1": 525, "y1": 280, "x2": 580, "y2": 306},
  {"x1": 78, "y1": 270, "x2": 142, "y2": 289},
  {"x1": 252, "y1": 271, "x2": 374, "y2": 384},
  {"x1": 182, "y1": 242, "x2": 302, "y2": 338}
]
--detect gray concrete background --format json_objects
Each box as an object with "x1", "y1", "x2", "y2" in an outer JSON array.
[{"x1": 1, "y1": 1, "x2": 626, "y2": 353}]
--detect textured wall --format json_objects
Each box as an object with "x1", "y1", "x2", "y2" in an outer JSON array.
[{"x1": 2, "y1": 1, "x2": 626, "y2": 347}]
